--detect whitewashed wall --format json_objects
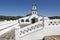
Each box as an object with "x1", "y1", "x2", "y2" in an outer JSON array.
[
  {"x1": 20, "y1": 26, "x2": 60, "y2": 40},
  {"x1": 44, "y1": 19, "x2": 60, "y2": 27},
  {"x1": 19, "y1": 15, "x2": 43, "y2": 24},
  {"x1": 0, "y1": 20, "x2": 18, "y2": 35}
]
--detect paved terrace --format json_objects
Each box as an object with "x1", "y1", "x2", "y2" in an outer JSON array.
[
  {"x1": 0, "y1": 20, "x2": 19, "y2": 36},
  {"x1": 43, "y1": 35, "x2": 60, "y2": 40}
]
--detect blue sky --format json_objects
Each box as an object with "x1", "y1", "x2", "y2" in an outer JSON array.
[{"x1": 0, "y1": 0, "x2": 60, "y2": 16}]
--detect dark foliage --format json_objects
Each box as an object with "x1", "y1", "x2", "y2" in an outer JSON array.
[
  {"x1": 49, "y1": 16, "x2": 60, "y2": 19},
  {"x1": 0, "y1": 16, "x2": 23, "y2": 21},
  {"x1": 0, "y1": 16, "x2": 60, "y2": 21}
]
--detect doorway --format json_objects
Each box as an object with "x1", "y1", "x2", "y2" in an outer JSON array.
[{"x1": 31, "y1": 17, "x2": 38, "y2": 24}]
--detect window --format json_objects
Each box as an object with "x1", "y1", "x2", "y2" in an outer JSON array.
[
  {"x1": 54, "y1": 22, "x2": 56, "y2": 23},
  {"x1": 52, "y1": 24, "x2": 54, "y2": 25},
  {"x1": 33, "y1": 12, "x2": 34, "y2": 14},
  {"x1": 34, "y1": 7, "x2": 35, "y2": 9},
  {"x1": 21, "y1": 19, "x2": 24, "y2": 22},
  {"x1": 56, "y1": 24, "x2": 58, "y2": 25},
  {"x1": 26, "y1": 19, "x2": 29, "y2": 22},
  {"x1": 50, "y1": 22, "x2": 52, "y2": 24},
  {"x1": 40, "y1": 19, "x2": 43, "y2": 21},
  {"x1": 58, "y1": 21, "x2": 60, "y2": 23}
]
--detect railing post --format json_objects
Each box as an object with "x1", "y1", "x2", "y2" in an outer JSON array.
[
  {"x1": 43, "y1": 16, "x2": 44, "y2": 27},
  {"x1": 15, "y1": 25, "x2": 20, "y2": 40}
]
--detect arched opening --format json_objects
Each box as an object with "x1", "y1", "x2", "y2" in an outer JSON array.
[
  {"x1": 31, "y1": 17, "x2": 38, "y2": 24},
  {"x1": 21, "y1": 19, "x2": 24, "y2": 22},
  {"x1": 26, "y1": 19, "x2": 29, "y2": 22}
]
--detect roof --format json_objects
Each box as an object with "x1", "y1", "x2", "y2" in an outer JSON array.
[{"x1": 26, "y1": 13, "x2": 32, "y2": 16}]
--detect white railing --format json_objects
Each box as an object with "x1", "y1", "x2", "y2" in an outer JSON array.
[
  {"x1": 19, "y1": 21, "x2": 44, "y2": 37},
  {"x1": 44, "y1": 20, "x2": 60, "y2": 27},
  {"x1": 0, "y1": 23, "x2": 18, "y2": 36},
  {"x1": 0, "y1": 20, "x2": 18, "y2": 30}
]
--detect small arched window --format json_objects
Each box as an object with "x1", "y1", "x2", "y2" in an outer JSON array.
[
  {"x1": 21, "y1": 19, "x2": 24, "y2": 22},
  {"x1": 26, "y1": 19, "x2": 29, "y2": 22},
  {"x1": 52, "y1": 24, "x2": 54, "y2": 25},
  {"x1": 54, "y1": 22, "x2": 56, "y2": 23},
  {"x1": 50, "y1": 22, "x2": 52, "y2": 24},
  {"x1": 56, "y1": 24, "x2": 58, "y2": 25},
  {"x1": 58, "y1": 21, "x2": 60, "y2": 23},
  {"x1": 34, "y1": 7, "x2": 35, "y2": 9},
  {"x1": 35, "y1": 12, "x2": 36, "y2": 14},
  {"x1": 40, "y1": 19, "x2": 43, "y2": 21},
  {"x1": 33, "y1": 12, "x2": 34, "y2": 14}
]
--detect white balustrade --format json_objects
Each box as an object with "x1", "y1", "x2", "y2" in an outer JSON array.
[
  {"x1": 0, "y1": 20, "x2": 18, "y2": 30},
  {"x1": 19, "y1": 21, "x2": 44, "y2": 37},
  {"x1": 44, "y1": 20, "x2": 60, "y2": 27},
  {"x1": 0, "y1": 20, "x2": 18, "y2": 36}
]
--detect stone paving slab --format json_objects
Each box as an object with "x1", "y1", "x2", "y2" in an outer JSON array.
[
  {"x1": 0, "y1": 29, "x2": 15, "y2": 40},
  {"x1": 44, "y1": 35, "x2": 60, "y2": 40}
]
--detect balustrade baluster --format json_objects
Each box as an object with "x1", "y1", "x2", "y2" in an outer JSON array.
[{"x1": 24, "y1": 29, "x2": 28, "y2": 32}]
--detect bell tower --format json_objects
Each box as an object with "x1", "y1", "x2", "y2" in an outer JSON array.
[{"x1": 32, "y1": 1, "x2": 37, "y2": 15}]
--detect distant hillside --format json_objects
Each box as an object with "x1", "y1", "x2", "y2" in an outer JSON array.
[
  {"x1": 0, "y1": 16, "x2": 60, "y2": 21},
  {"x1": 49, "y1": 16, "x2": 60, "y2": 19},
  {"x1": 0, "y1": 16, "x2": 23, "y2": 21}
]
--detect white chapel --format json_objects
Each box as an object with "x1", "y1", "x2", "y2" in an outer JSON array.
[
  {"x1": 0, "y1": 1, "x2": 60, "y2": 40},
  {"x1": 18, "y1": 2, "x2": 49, "y2": 28}
]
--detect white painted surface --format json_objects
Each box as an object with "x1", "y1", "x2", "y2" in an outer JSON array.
[
  {"x1": 20, "y1": 26, "x2": 60, "y2": 40},
  {"x1": 0, "y1": 2, "x2": 60, "y2": 40},
  {"x1": 0, "y1": 20, "x2": 18, "y2": 35},
  {"x1": 15, "y1": 25, "x2": 20, "y2": 40},
  {"x1": 0, "y1": 20, "x2": 18, "y2": 29}
]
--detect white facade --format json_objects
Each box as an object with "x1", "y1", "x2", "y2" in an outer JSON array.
[{"x1": 18, "y1": 2, "x2": 60, "y2": 40}]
